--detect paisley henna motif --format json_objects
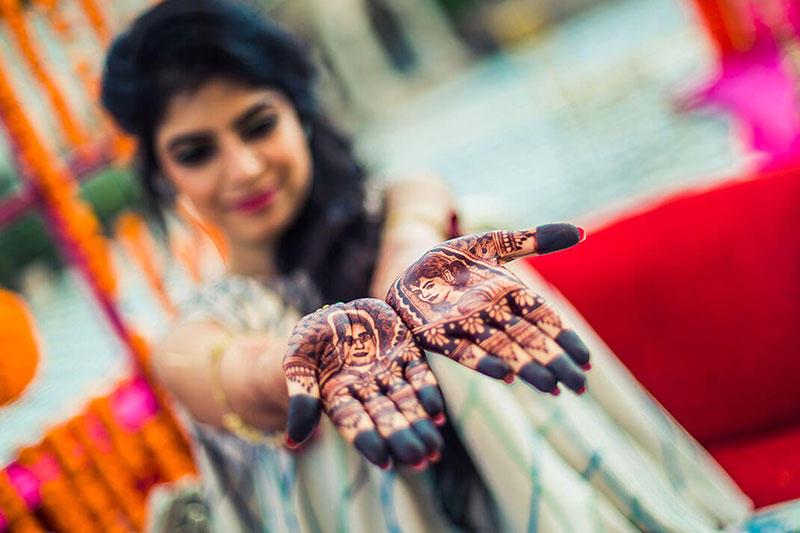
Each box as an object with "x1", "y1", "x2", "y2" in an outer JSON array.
[
  {"x1": 387, "y1": 224, "x2": 591, "y2": 394},
  {"x1": 283, "y1": 298, "x2": 444, "y2": 468}
]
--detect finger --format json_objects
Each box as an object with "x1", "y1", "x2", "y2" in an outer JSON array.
[
  {"x1": 402, "y1": 346, "x2": 445, "y2": 419},
  {"x1": 518, "y1": 360, "x2": 559, "y2": 393},
  {"x1": 492, "y1": 224, "x2": 584, "y2": 263},
  {"x1": 284, "y1": 337, "x2": 323, "y2": 446},
  {"x1": 286, "y1": 395, "x2": 321, "y2": 447},
  {"x1": 384, "y1": 379, "x2": 443, "y2": 457},
  {"x1": 326, "y1": 392, "x2": 389, "y2": 467},
  {"x1": 507, "y1": 289, "x2": 591, "y2": 367},
  {"x1": 477, "y1": 326, "x2": 559, "y2": 393},
  {"x1": 449, "y1": 339, "x2": 512, "y2": 379},
  {"x1": 362, "y1": 394, "x2": 427, "y2": 466},
  {"x1": 496, "y1": 314, "x2": 586, "y2": 393},
  {"x1": 553, "y1": 330, "x2": 591, "y2": 368},
  {"x1": 546, "y1": 354, "x2": 586, "y2": 393}
]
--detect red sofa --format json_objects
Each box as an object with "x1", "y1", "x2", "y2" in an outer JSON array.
[{"x1": 527, "y1": 165, "x2": 800, "y2": 508}]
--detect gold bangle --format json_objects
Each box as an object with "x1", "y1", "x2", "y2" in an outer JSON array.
[
  {"x1": 209, "y1": 337, "x2": 286, "y2": 446},
  {"x1": 384, "y1": 208, "x2": 448, "y2": 236}
]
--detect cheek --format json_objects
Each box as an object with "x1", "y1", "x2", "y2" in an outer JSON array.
[{"x1": 161, "y1": 157, "x2": 223, "y2": 218}]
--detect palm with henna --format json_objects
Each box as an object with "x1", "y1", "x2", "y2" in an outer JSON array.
[
  {"x1": 386, "y1": 223, "x2": 591, "y2": 394},
  {"x1": 283, "y1": 299, "x2": 445, "y2": 468}
]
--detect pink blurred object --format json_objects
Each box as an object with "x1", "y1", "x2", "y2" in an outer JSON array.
[
  {"x1": 4, "y1": 463, "x2": 41, "y2": 510},
  {"x1": 110, "y1": 376, "x2": 159, "y2": 433},
  {"x1": 687, "y1": 46, "x2": 800, "y2": 156},
  {"x1": 683, "y1": 0, "x2": 800, "y2": 158}
]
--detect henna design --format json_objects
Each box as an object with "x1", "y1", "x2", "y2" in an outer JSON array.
[
  {"x1": 387, "y1": 224, "x2": 591, "y2": 394},
  {"x1": 283, "y1": 298, "x2": 444, "y2": 468}
]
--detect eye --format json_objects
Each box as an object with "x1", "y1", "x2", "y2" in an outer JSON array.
[
  {"x1": 241, "y1": 115, "x2": 278, "y2": 141},
  {"x1": 173, "y1": 143, "x2": 216, "y2": 167},
  {"x1": 423, "y1": 281, "x2": 434, "y2": 290}
]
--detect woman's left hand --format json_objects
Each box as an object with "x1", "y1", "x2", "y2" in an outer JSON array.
[
  {"x1": 386, "y1": 224, "x2": 591, "y2": 394},
  {"x1": 283, "y1": 298, "x2": 445, "y2": 469}
]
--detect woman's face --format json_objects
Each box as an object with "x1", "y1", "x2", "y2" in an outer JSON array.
[{"x1": 155, "y1": 78, "x2": 312, "y2": 248}]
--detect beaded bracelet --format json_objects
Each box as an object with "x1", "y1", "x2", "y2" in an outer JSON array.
[{"x1": 209, "y1": 337, "x2": 286, "y2": 447}]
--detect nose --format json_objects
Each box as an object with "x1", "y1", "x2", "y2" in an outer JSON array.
[{"x1": 221, "y1": 137, "x2": 263, "y2": 185}]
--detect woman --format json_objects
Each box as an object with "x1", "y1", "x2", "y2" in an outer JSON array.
[{"x1": 101, "y1": 1, "x2": 752, "y2": 531}]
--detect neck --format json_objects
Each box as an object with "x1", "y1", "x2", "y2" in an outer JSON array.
[{"x1": 227, "y1": 238, "x2": 279, "y2": 279}]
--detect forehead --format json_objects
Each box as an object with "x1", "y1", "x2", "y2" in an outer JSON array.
[{"x1": 156, "y1": 78, "x2": 288, "y2": 141}]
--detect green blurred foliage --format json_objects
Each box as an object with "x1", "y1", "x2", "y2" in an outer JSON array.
[
  {"x1": 79, "y1": 166, "x2": 145, "y2": 231},
  {"x1": 0, "y1": 213, "x2": 62, "y2": 289},
  {"x1": 434, "y1": 0, "x2": 482, "y2": 15},
  {"x1": 0, "y1": 166, "x2": 144, "y2": 288},
  {"x1": 0, "y1": 170, "x2": 18, "y2": 198}
]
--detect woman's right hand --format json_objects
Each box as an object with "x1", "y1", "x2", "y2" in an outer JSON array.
[{"x1": 283, "y1": 298, "x2": 445, "y2": 469}]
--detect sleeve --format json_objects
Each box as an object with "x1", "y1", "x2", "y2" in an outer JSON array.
[{"x1": 179, "y1": 276, "x2": 301, "y2": 334}]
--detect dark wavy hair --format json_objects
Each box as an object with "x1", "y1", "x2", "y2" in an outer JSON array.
[{"x1": 100, "y1": 0, "x2": 381, "y2": 305}]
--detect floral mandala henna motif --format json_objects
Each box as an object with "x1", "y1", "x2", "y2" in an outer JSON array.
[
  {"x1": 387, "y1": 223, "x2": 592, "y2": 394},
  {"x1": 283, "y1": 298, "x2": 444, "y2": 468}
]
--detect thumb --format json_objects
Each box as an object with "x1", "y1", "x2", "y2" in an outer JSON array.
[
  {"x1": 495, "y1": 223, "x2": 585, "y2": 262},
  {"x1": 283, "y1": 331, "x2": 322, "y2": 448}
]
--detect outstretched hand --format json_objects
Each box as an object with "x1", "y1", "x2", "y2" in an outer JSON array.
[
  {"x1": 283, "y1": 299, "x2": 444, "y2": 469},
  {"x1": 387, "y1": 224, "x2": 591, "y2": 394}
]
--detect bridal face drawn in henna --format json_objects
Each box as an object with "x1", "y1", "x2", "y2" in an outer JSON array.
[
  {"x1": 387, "y1": 224, "x2": 591, "y2": 394},
  {"x1": 283, "y1": 299, "x2": 444, "y2": 468}
]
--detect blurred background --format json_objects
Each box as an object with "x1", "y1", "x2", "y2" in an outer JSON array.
[{"x1": 0, "y1": 0, "x2": 798, "y2": 530}]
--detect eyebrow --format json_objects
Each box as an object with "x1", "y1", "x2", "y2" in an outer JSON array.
[
  {"x1": 166, "y1": 100, "x2": 276, "y2": 152},
  {"x1": 167, "y1": 132, "x2": 212, "y2": 153},
  {"x1": 232, "y1": 101, "x2": 274, "y2": 130}
]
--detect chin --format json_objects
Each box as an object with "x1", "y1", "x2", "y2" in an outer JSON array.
[
  {"x1": 240, "y1": 225, "x2": 284, "y2": 246},
  {"x1": 231, "y1": 208, "x2": 294, "y2": 243}
]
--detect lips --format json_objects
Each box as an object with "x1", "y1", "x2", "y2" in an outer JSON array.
[{"x1": 233, "y1": 188, "x2": 277, "y2": 214}]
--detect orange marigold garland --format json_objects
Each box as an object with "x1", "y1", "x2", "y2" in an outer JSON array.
[
  {"x1": 69, "y1": 413, "x2": 146, "y2": 530},
  {"x1": 0, "y1": 0, "x2": 88, "y2": 149},
  {"x1": 13, "y1": 445, "x2": 100, "y2": 533},
  {"x1": 89, "y1": 397, "x2": 160, "y2": 495},
  {"x1": 111, "y1": 377, "x2": 196, "y2": 482},
  {"x1": 75, "y1": 0, "x2": 111, "y2": 46},
  {"x1": 43, "y1": 425, "x2": 132, "y2": 533},
  {"x1": 115, "y1": 212, "x2": 177, "y2": 317}
]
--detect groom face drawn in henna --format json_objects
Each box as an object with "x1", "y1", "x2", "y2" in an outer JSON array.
[
  {"x1": 387, "y1": 225, "x2": 593, "y2": 395},
  {"x1": 284, "y1": 299, "x2": 445, "y2": 469},
  {"x1": 329, "y1": 311, "x2": 380, "y2": 366}
]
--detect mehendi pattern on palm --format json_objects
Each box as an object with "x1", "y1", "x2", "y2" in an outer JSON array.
[
  {"x1": 283, "y1": 298, "x2": 444, "y2": 468},
  {"x1": 387, "y1": 224, "x2": 591, "y2": 394}
]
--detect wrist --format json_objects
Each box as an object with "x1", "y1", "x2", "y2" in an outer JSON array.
[
  {"x1": 251, "y1": 344, "x2": 289, "y2": 420},
  {"x1": 212, "y1": 336, "x2": 287, "y2": 444}
]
